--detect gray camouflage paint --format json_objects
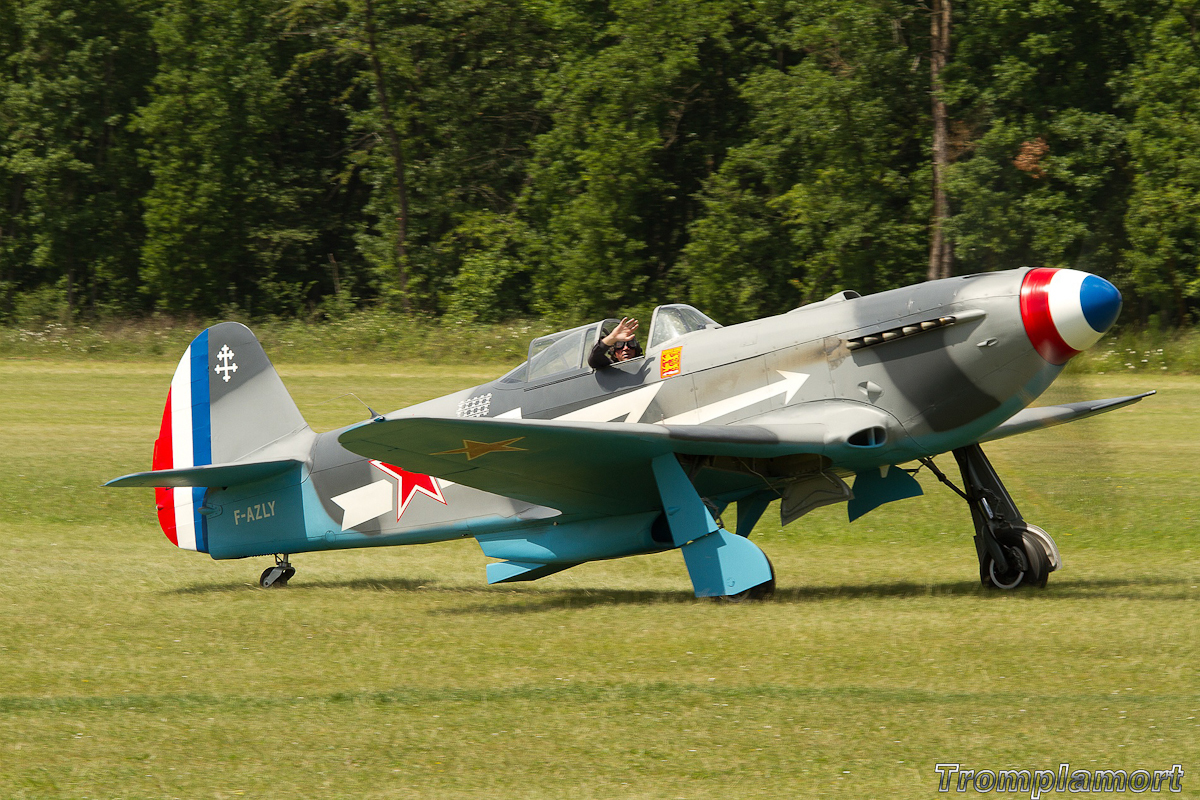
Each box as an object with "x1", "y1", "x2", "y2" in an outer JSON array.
[{"x1": 158, "y1": 267, "x2": 1082, "y2": 559}]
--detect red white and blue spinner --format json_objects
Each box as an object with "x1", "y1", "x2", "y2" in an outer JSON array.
[{"x1": 1020, "y1": 268, "x2": 1122, "y2": 365}]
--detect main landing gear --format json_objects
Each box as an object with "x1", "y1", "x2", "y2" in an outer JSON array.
[
  {"x1": 705, "y1": 498, "x2": 777, "y2": 602},
  {"x1": 718, "y1": 555, "x2": 777, "y2": 602},
  {"x1": 259, "y1": 554, "x2": 295, "y2": 588},
  {"x1": 921, "y1": 444, "x2": 1061, "y2": 590}
]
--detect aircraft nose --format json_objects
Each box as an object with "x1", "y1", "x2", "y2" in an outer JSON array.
[{"x1": 1020, "y1": 268, "x2": 1122, "y2": 365}]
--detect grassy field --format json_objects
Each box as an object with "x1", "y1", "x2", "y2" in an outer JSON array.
[
  {"x1": 4, "y1": 314, "x2": 1199, "y2": 375},
  {"x1": 1, "y1": 357, "x2": 1197, "y2": 799}
]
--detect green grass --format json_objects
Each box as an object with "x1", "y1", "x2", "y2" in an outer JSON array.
[
  {"x1": 1069, "y1": 327, "x2": 1200, "y2": 376},
  {"x1": 1, "y1": 359, "x2": 1197, "y2": 798},
  {"x1": 5, "y1": 313, "x2": 1200, "y2": 374},
  {"x1": 0, "y1": 313, "x2": 538, "y2": 365}
]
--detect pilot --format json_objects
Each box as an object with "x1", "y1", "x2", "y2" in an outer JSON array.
[{"x1": 589, "y1": 317, "x2": 642, "y2": 369}]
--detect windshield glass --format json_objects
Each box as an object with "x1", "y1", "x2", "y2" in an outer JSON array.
[
  {"x1": 496, "y1": 361, "x2": 528, "y2": 385},
  {"x1": 648, "y1": 304, "x2": 720, "y2": 349},
  {"x1": 526, "y1": 323, "x2": 598, "y2": 381}
]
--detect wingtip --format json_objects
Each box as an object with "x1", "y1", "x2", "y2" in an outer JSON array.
[{"x1": 103, "y1": 473, "x2": 146, "y2": 488}]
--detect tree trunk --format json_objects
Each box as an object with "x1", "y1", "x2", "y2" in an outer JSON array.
[
  {"x1": 928, "y1": 0, "x2": 953, "y2": 281},
  {"x1": 363, "y1": 0, "x2": 411, "y2": 311}
]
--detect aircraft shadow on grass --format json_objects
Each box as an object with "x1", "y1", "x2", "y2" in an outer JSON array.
[
  {"x1": 433, "y1": 576, "x2": 1195, "y2": 615},
  {"x1": 169, "y1": 576, "x2": 437, "y2": 595},
  {"x1": 167, "y1": 574, "x2": 1196, "y2": 613}
]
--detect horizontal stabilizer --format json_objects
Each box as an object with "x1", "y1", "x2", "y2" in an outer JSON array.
[
  {"x1": 105, "y1": 459, "x2": 301, "y2": 488},
  {"x1": 979, "y1": 392, "x2": 1155, "y2": 444}
]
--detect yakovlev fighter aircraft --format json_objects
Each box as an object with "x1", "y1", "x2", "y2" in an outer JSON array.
[{"x1": 108, "y1": 267, "x2": 1152, "y2": 597}]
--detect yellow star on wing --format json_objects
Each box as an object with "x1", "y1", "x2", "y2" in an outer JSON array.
[{"x1": 433, "y1": 437, "x2": 526, "y2": 461}]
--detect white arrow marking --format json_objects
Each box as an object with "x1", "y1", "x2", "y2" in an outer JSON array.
[
  {"x1": 555, "y1": 383, "x2": 663, "y2": 423},
  {"x1": 332, "y1": 479, "x2": 393, "y2": 530},
  {"x1": 661, "y1": 371, "x2": 809, "y2": 425}
]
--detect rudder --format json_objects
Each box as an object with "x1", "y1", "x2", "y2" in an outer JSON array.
[{"x1": 152, "y1": 323, "x2": 309, "y2": 551}]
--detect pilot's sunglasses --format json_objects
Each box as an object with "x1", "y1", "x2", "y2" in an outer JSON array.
[{"x1": 615, "y1": 341, "x2": 637, "y2": 350}]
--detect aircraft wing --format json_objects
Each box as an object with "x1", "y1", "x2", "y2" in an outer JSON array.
[
  {"x1": 338, "y1": 415, "x2": 831, "y2": 516},
  {"x1": 978, "y1": 391, "x2": 1156, "y2": 444}
]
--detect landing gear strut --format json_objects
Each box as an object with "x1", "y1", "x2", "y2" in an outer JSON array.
[
  {"x1": 259, "y1": 554, "x2": 295, "y2": 588},
  {"x1": 921, "y1": 444, "x2": 1060, "y2": 590}
]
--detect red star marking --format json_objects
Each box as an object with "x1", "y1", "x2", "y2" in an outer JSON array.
[{"x1": 371, "y1": 460, "x2": 448, "y2": 519}]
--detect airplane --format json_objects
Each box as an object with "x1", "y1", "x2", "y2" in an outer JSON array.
[{"x1": 106, "y1": 267, "x2": 1153, "y2": 598}]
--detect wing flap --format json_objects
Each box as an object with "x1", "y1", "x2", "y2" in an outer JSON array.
[{"x1": 979, "y1": 392, "x2": 1156, "y2": 444}]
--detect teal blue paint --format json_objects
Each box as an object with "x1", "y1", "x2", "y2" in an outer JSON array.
[
  {"x1": 475, "y1": 512, "x2": 662, "y2": 564},
  {"x1": 680, "y1": 529, "x2": 773, "y2": 597},
  {"x1": 486, "y1": 561, "x2": 579, "y2": 584},
  {"x1": 735, "y1": 492, "x2": 773, "y2": 537},
  {"x1": 204, "y1": 465, "x2": 308, "y2": 559},
  {"x1": 847, "y1": 466, "x2": 924, "y2": 522},
  {"x1": 651, "y1": 453, "x2": 719, "y2": 547}
]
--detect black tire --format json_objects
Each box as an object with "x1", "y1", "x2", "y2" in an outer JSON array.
[
  {"x1": 983, "y1": 538, "x2": 1029, "y2": 589},
  {"x1": 1021, "y1": 530, "x2": 1050, "y2": 588},
  {"x1": 1021, "y1": 524, "x2": 1061, "y2": 573},
  {"x1": 259, "y1": 565, "x2": 293, "y2": 588},
  {"x1": 984, "y1": 552, "x2": 1025, "y2": 589},
  {"x1": 983, "y1": 530, "x2": 1051, "y2": 590}
]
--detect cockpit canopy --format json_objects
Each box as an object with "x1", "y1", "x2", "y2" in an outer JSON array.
[
  {"x1": 498, "y1": 304, "x2": 720, "y2": 386},
  {"x1": 646, "y1": 304, "x2": 721, "y2": 349}
]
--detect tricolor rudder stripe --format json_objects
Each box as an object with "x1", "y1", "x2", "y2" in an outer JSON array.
[
  {"x1": 151, "y1": 331, "x2": 212, "y2": 552},
  {"x1": 1020, "y1": 268, "x2": 1122, "y2": 365}
]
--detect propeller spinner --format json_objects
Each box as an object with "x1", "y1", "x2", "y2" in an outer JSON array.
[{"x1": 1020, "y1": 268, "x2": 1122, "y2": 365}]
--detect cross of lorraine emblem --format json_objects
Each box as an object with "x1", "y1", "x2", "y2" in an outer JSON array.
[{"x1": 214, "y1": 344, "x2": 238, "y2": 382}]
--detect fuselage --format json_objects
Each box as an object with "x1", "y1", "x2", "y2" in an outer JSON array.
[{"x1": 202, "y1": 267, "x2": 1120, "y2": 560}]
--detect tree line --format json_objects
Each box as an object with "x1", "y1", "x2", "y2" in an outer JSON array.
[{"x1": 1, "y1": 0, "x2": 1197, "y2": 327}]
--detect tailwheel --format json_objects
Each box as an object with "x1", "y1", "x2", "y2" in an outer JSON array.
[
  {"x1": 716, "y1": 556, "x2": 775, "y2": 602},
  {"x1": 259, "y1": 555, "x2": 295, "y2": 588},
  {"x1": 982, "y1": 529, "x2": 1051, "y2": 590}
]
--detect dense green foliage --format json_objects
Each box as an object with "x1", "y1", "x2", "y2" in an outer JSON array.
[{"x1": 2, "y1": 0, "x2": 1198, "y2": 326}]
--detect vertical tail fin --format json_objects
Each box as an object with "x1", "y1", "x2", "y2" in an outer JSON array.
[{"x1": 152, "y1": 323, "x2": 309, "y2": 551}]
